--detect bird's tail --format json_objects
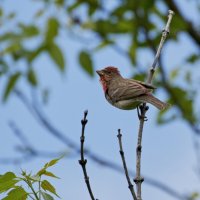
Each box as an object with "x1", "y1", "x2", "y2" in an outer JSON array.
[{"x1": 137, "y1": 94, "x2": 170, "y2": 110}]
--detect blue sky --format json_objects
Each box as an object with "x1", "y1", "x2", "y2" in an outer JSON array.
[{"x1": 0, "y1": 0, "x2": 200, "y2": 199}]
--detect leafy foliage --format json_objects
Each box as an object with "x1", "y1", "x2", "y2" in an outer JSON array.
[
  {"x1": 0, "y1": 172, "x2": 19, "y2": 193},
  {"x1": 0, "y1": 158, "x2": 62, "y2": 200},
  {"x1": 3, "y1": 72, "x2": 21, "y2": 102},
  {"x1": 79, "y1": 51, "x2": 94, "y2": 76}
]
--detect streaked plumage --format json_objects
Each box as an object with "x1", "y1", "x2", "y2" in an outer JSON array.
[{"x1": 96, "y1": 66, "x2": 169, "y2": 110}]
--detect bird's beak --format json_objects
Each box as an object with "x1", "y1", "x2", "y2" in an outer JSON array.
[{"x1": 96, "y1": 70, "x2": 103, "y2": 76}]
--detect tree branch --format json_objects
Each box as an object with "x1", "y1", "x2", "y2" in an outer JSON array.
[
  {"x1": 79, "y1": 110, "x2": 98, "y2": 200},
  {"x1": 117, "y1": 129, "x2": 137, "y2": 200},
  {"x1": 134, "y1": 105, "x2": 148, "y2": 200},
  {"x1": 0, "y1": 121, "x2": 67, "y2": 164},
  {"x1": 134, "y1": 10, "x2": 174, "y2": 200},
  {"x1": 146, "y1": 10, "x2": 174, "y2": 84}
]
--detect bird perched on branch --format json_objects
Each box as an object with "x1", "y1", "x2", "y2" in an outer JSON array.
[{"x1": 96, "y1": 66, "x2": 169, "y2": 110}]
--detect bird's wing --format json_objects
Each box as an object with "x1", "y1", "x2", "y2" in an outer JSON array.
[
  {"x1": 130, "y1": 79, "x2": 156, "y2": 89},
  {"x1": 109, "y1": 79, "x2": 151, "y2": 102}
]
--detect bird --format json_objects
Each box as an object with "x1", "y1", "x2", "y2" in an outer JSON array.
[{"x1": 96, "y1": 66, "x2": 169, "y2": 110}]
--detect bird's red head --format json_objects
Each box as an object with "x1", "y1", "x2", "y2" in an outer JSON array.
[
  {"x1": 96, "y1": 66, "x2": 120, "y2": 77},
  {"x1": 96, "y1": 66, "x2": 121, "y2": 92}
]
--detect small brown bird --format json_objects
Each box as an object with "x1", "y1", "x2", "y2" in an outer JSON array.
[{"x1": 96, "y1": 66, "x2": 169, "y2": 110}]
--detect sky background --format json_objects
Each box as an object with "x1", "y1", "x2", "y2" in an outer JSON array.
[{"x1": 0, "y1": 0, "x2": 200, "y2": 200}]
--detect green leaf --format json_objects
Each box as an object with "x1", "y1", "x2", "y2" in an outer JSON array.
[
  {"x1": 47, "y1": 42, "x2": 65, "y2": 71},
  {"x1": 41, "y1": 191, "x2": 54, "y2": 200},
  {"x1": 185, "y1": 71, "x2": 191, "y2": 84},
  {"x1": 19, "y1": 24, "x2": 39, "y2": 38},
  {"x1": 67, "y1": 2, "x2": 82, "y2": 13},
  {"x1": 79, "y1": 51, "x2": 94, "y2": 76},
  {"x1": 95, "y1": 39, "x2": 114, "y2": 51},
  {"x1": 2, "y1": 43, "x2": 21, "y2": 55},
  {"x1": 27, "y1": 68, "x2": 38, "y2": 86},
  {"x1": 186, "y1": 54, "x2": 200, "y2": 63},
  {"x1": 45, "y1": 18, "x2": 59, "y2": 42},
  {"x1": 0, "y1": 172, "x2": 16, "y2": 183},
  {"x1": 0, "y1": 60, "x2": 9, "y2": 76},
  {"x1": 129, "y1": 42, "x2": 137, "y2": 65},
  {"x1": 43, "y1": 171, "x2": 60, "y2": 179},
  {"x1": 41, "y1": 180, "x2": 60, "y2": 198},
  {"x1": 111, "y1": 5, "x2": 127, "y2": 18},
  {"x1": 93, "y1": 19, "x2": 134, "y2": 36},
  {"x1": 55, "y1": 0, "x2": 64, "y2": 6},
  {"x1": 2, "y1": 187, "x2": 28, "y2": 200},
  {"x1": 170, "y1": 68, "x2": 180, "y2": 80},
  {"x1": 34, "y1": 9, "x2": 44, "y2": 18},
  {"x1": 0, "y1": 33, "x2": 18, "y2": 42},
  {"x1": 37, "y1": 169, "x2": 59, "y2": 179},
  {"x1": 37, "y1": 169, "x2": 45, "y2": 176},
  {"x1": 87, "y1": 0, "x2": 99, "y2": 16},
  {"x1": 0, "y1": 172, "x2": 19, "y2": 193},
  {"x1": 44, "y1": 157, "x2": 61, "y2": 169},
  {"x1": 3, "y1": 72, "x2": 21, "y2": 102},
  {"x1": 27, "y1": 45, "x2": 45, "y2": 63},
  {"x1": 169, "y1": 86, "x2": 196, "y2": 123},
  {"x1": 172, "y1": 15, "x2": 188, "y2": 31},
  {"x1": 0, "y1": 8, "x2": 3, "y2": 17},
  {"x1": 7, "y1": 12, "x2": 16, "y2": 20},
  {"x1": 132, "y1": 73, "x2": 146, "y2": 82}
]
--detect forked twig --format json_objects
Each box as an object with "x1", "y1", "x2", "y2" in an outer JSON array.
[
  {"x1": 117, "y1": 129, "x2": 137, "y2": 200},
  {"x1": 134, "y1": 10, "x2": 175, "y2": 200},
  {"x1": 79, "y1": 110, "x2": 98, "y2": 200}
]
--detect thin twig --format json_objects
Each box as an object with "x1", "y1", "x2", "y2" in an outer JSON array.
[
  {"x1": 134, "y1": 10, "x2": 175, "y2": 200},
  {"x1": 146, "y1": 10, "x2": 174, "y2": 84},
  {"x1": 79, "y1": 110, "x2": 98, "y2": 200},
  {"x1": 24, "y1": 179, "x2": 40, "y2": 200},
  {"x1": 117, "y1": 129, "x2": 137, "y2": 200}
]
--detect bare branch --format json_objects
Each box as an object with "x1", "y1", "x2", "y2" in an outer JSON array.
[
  {"x1": 134, "y1": 105, "x2": 148, "y2": 200},
  {"x1": 79, "y1": 110, "x2": 98, "y2": 200},
  {"x1": 0, "y1": 121, "x2": 67, "y2": 164},
  {"x1": 117, "y1": 129, "x2": 137, "y2": 200},
  {"x1": 146, "y1": 10, "x2": 174, "y2": 84},
  {"x1": 134, "y1": 10, "x2": 174, "y2": 200},
  {"x1": 8, "y1": 121, "x2": 37, "y2": 154}
]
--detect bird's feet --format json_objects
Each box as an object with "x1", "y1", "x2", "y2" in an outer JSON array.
[{"x1": 137, "y1": 104, "x2": 148, "y2": 121}]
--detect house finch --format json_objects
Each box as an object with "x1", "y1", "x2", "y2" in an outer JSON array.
[{"x1": 96, "y1": 66, "x2": 169, "y2": 110}]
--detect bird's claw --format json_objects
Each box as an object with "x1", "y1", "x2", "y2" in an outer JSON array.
[{"x1": 137, "y1": 105, "x2": 148, "y2": 121}]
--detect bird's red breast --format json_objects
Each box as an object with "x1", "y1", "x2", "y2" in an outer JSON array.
[{"x1": 99, "y1": 76, "x2": 108, "y2": 92}]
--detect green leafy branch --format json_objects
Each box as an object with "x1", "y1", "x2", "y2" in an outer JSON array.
[{"x1": 0, "y1": 157, "x2": 62, "y2": 200}]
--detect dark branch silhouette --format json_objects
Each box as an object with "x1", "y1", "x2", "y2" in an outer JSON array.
[
  {"x1": 117, "y1": 129, "x2": 137, "y2": 200},
  {"x1": 0, "y1": 121, "x2": 69, "y2": 164},
  {"x1": 79, "y1": 110, "x2": 98, "y2": 200}
]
